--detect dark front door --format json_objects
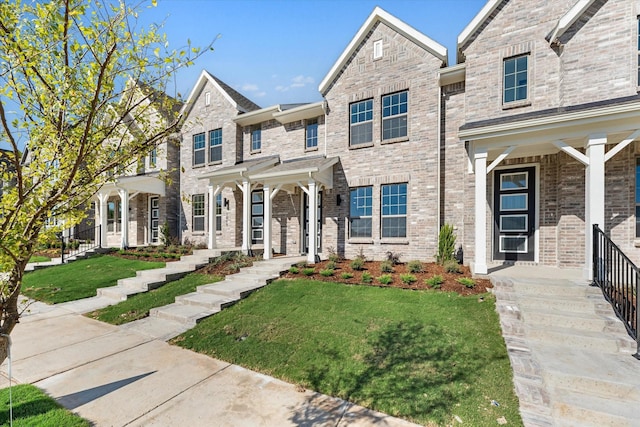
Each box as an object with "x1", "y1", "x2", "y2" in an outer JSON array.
[
  {"x1": 493, "y1": 167, "x2": 535, "y2": 261},
  {"x1": 150, "y1": 196, "x2": 159, "y2": 244},
  {"x1": 303, "y1": 191, "x2": 322, "y2": 254}
]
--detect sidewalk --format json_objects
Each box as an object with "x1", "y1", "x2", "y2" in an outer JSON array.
[{"x1": 1, "y1": 300, "x2": 419, "y2": 427}]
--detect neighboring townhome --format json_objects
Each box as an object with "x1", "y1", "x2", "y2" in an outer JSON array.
[
  {"x1": 93, "y1": 80, "x2": 181, "y2": 249},
  {"x1": 0, "y1": 148, "x2": 12, "y2": 199},
  {"x1": 443, "y1": 0, "x2": 640, "y2": 278}
]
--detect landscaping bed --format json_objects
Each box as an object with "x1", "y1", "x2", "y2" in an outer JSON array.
[
  {"x1": 284, "y1": 257, "x2": 491, "y2": 296},
  {"x1": 110, "y1": 245, "x2": 194, "y2": 262}
]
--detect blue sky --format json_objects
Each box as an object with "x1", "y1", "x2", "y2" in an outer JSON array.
[{"x1": 144, "y1": 0, "x2": 487, "y2": 107}]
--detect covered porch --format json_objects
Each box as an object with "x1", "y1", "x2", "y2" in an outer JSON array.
[
  {"x1": 461, "y1": 97, "x2": 640, "y2": 279},
  {"x1": 94, "y1": 175, "x2": 166, "y2": 249},
  {"x1": 199, "y1": 156, "x2": 339, "y2": 264}
]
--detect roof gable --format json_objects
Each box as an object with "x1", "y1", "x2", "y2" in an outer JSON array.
[
  {"x1": 457, "y1": 0, "x2": 505, "y2": 61},
  {"x1": 179, "y1": 70, "x2": 261, "y2": 119},
  {"x1": 547, "y1": 0, "x2": 598, "y2": 45},
  {"x1": 318, "y1": 7, "x2": 447, "y2": 95}
]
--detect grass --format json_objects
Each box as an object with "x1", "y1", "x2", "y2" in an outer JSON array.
[
  {"x1": 28, "y1": 255, "x2": 51, "y2": 263},
  {"x1": 0, "y1": 384, "x2": 89, "y2": 426},
  {"x1": 22, "y1": 255, "x2": 164, "y2": 304},
  {"x1": 87, "y1": 272, "x2": 222, "y2": 325},
  {"x1": 172, "y1": 279, "x2": 522, "y2": 426}
]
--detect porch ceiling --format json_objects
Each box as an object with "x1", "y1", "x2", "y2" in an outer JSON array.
[
  {"x1": 197, "y1": 156, "x2": 280, "y2": 187},
  {"x1": 461, "y1": 98, "x2": 640, "y2": 161}
]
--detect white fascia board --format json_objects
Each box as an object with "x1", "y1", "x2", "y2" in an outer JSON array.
[
  {"x1": 457, "y1": 0, "x2": 502, "y2": 50},
  {"x1": 439, "y1": 63, "x2": 466, "y2": 86},
  {"x1": 233, "y1": 105, "x2": 282, "y2": 127},
  {"x1": 319, "y1": 6, "x2": 447, "y2": 95},
  {"x1": 273, "y1": 102, "x2": 325, "y2": 124},
  {"x1": 250, "y1": 157, "x2": 339, "y2": 181},
  {"x1": 548, "y1": 0, "x2": 596, "y2": 44}
]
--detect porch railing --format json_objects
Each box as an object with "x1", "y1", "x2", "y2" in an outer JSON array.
[
  {"x1": 592, "y1": 224, "x2": 639, "y2": 359},
  {"x1": 59, "y1": 224, "x2": 102, "y2": 263}
]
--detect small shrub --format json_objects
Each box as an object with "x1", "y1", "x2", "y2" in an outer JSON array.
[
  {"x1": 289, "y1": 266, "x2": 299, "y2": 274},
  {"x1": 326, "y1": 260, "x2": 337, "y2": 270},
  {"x1": 385, "y1": 251, "x2": 402, "y2": 265},
  {"x1": 361, "y1": 272, "x2": 373, "y2": 283},
  {"x1": 380, "y1": 260, "x2": 394, "y2": 273},
  {"x1": 407, "y1": 260, "x2": 424, "y2": 273},
  {"x1": 302, "y1": 268, "x2": 315, "y2": 276},
  {"x1": 377, "y1": 274, "x2": 393, "y2": 285},
  {"x1": 350, "y1": 257, "x2": 365, "y2": 271},
  {"x1": 160, "y1": 221, "x2": 171, "y2": 247},
  {"x1": 457, "y1": 277, "x2": 475, "y2": 288},
  {"x1": 326, "y1": 246, "x2": 341, "y2": 263},
  {"x1": 444, "y1": 259, "x2": 461, "y2": 274},
  {"x1": 356, "y1": 246, "x2": 367, "y2": 261},
  {"x1": 341, "y1": 272, "x2": 354, "y2": 280},
  {"x1": 320, "y1": 268, "x2": 334, "y2": 277},
  {"x1": 296, "y1": 261, "x2": 308, "y2": 268},
  {"x1": 425, "y1": 275, "x2": 443, "y2": 289},
  {"x1": 400, "y1": 273, "x2": 417, "y2": 284},
  {"x1": 437, "y1": 223, "x2": 456, "y2": 264}
]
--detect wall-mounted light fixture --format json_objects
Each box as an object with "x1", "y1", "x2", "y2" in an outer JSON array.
[
  {"x1": 336, "y1": 194, "x2": 342, "y2": 206},
  {"x1": 224, "y1": 198, "x2": 230, "y2": 210}
]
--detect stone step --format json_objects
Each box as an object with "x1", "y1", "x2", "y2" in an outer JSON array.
[
  {"x1": 552, "y1": 389, "x2": 637, "y2": 427},
  {"x1": 526, "y1": 325, "x2": 636, "y2": 354},
  {"x1": 197, "y1": 280, "x2": 266, "y2": 298},
  {"x1": 521, "y1": 308, "x2": 618, "y2": 333},
  {"x1": 97, "y1": 285, "x2": 145, "y2": 301},
  {"x1": 150, "y1": 303, "x2": 219, "y2": 326},
  {"x1": 518, "y1": 295, "x2": 599, "y2": 314},
  {"x1": 511, "y1": 281, "x2": 603, "y2": 298},
  {"x1": 175, "y1": 292, "x2": 237, "y2": 310},
  {"x1": 117, "y1": 277, "x2": 166, "y2": 291}
]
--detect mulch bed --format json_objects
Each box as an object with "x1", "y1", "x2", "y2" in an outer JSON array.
[{"x1": 283, "y1": 259, "x2": 492, "y2": 296}]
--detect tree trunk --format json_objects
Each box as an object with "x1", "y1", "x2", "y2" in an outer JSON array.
[
  {"x1": 0, "y1": 265, "x2": 25, "y2": 366},
  {"x1": 0, "y1": 336, "x2": 8, "y2": 366}
]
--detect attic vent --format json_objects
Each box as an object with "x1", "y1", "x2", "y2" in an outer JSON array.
[
  {"x1": 373, "y1": 40, "x2": 383, "y2": 60},
  {"x1": 205, "y1": 91, "x2": 211, "y2": 106}
]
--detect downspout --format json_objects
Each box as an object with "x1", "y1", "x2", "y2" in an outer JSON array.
[
  {"x1": 322, "y1": 100, "x2": 328, "y2": 157},
  {"x1": 436, "y1": 85, "x2": 442, "y2": 240}
]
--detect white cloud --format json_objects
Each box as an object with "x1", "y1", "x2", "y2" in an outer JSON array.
[
  {"x1": 242, "y1": 83, "x2": 259, "y2": 91},
  {"x1": 275, "y1": 75, "x2": 315, "y2": 92}
]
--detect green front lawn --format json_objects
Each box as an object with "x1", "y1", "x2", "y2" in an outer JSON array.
[
  {"x1": 22, "y1": 255, "x2": 164, "y2": 304},
  {"x1": 28, "y1": 255, "x2": 51, "y2": 263},
  {"x1": 87, "y1": 272, "x2": 222, "y2": 325},
  {"x1": 0, "y1": 384, "x2": 89, "y2": 426},
  {"x1": 173, "y1": 279, "x2": 522, "y2": 426}
]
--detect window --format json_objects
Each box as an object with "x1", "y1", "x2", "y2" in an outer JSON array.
[
  {"x1": 636, "y1": 158, "x2": 640, "y2": 237},
  {"x1": 373, "y1": 39, "x2": 383, "y2": 59},
  {"x1": 382, "y1": 91, "x2": 408, "y2": 140},
  {"x1": 193, "y1": 133, "x2": 205, "y2": 166},
  {"x1": 107, "y1": 201, "x2": 121, "y2": 233},
  {"x1": 306, "y1": 118, "x2": 318, "y2": 150},
  {"x1": 209, "y1": 128, "x2": 222, "y2": 163},
  {"x1": 251, "y1": 191, "x2": 263, "y2": 243},
  {"x1": 381, "y1": 183, "x2": 407, "y2": 238},
  {"x1": 350, "y1": 99, "x2": 373, "y2": 146},
  {"x1": 350, "y1": 186, "x2": 372, "y2": 238},
  {"x1": 205, "y1": 91, "x2": 211, "y2": 106},
  {"x1": 216, "y1": 193, "x2": 222, "y2": 231},
  {"x1": 503, "y1": 55, "x2": 528, "y2": 103},
  {"x1": 251, "y1": 126, "x2": 261, "y2": 152},
  {"x1": 149, "y1": 148, "x2": 157, "y2": 168},
  {"x1": 192, "y1": 194, "x2": 205, "y2": 231}
]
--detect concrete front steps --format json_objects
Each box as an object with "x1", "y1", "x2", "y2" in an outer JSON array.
[
  {"x1": 97, "y1": 249, "x2": 224, "y2": 301},
  {"x1": 493, "y1": 275, "x2": 640, "y2": 427},
  {"x1": 148, "y1": 256, "x2": 305, "y2": 327}
]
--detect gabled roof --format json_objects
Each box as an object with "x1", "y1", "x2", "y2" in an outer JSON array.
[
  {"x1": 179, "y1": 70, "x2": 261, "y2": 118},
  {"x1": 457, "y1": 0, "x2": 504, "y2": 61},
  {"x1": 318, "y1": 7, "x2": 447, "y2": 95},
  {"x1": 547, "y1": 0, "x2": 598, "y2": 45}
]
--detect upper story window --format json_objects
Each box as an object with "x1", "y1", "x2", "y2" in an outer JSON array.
[
  {"x1": 350, "y1": 99, "x2": 373, "y2": 146},
  {"x1": 251, "y1": 126, "x2": 261, "y2": 152},
  {"x1": 373, "y1": 40, "x2": 383, "y2": 60},
  {"x1": 149, "y1": 148, "x2": 157, "y2": 168},
  {"x1": 193, "y1": 133, "x2": 205, "y2": 166},
  {"x1": 306, "y1": 118, "x2": 318, "y2": 150},
  {"x1": 209, "y1": 128, "x2": 222, "y2": 163},
  {"x1": 205, "y1": 91, "x2": 211, "y2": 106},
  {"x1": 382, "y1": 91, "x2": 408, "y2": 140},
  {"x1": 503, "y1": 55, "x2": 528, "y2": 104}
]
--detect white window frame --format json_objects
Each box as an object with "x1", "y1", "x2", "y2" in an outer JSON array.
[
  {"x1": 349, "y1": 99, "x2": 373, "y2": 146},
  {"x1": 381, "y1": 91, "x2": 408, "y2": 141},
  {"x1": 373, "y1": 39, "x2": 383, "y2": 59},
  {"x1": 503, "y1": 54, "x2": 529, "y2": 104},
  {"x1": 251, "y1": 126, "x2": 261, "y2": 152},
  {"x1": 192, "y1": 194, "x2": 205, "y2": 232},
  {"x1": 381, "y1": 183, "x2": 407, "y2": 238},
  {"x1": 209, "y1": 128, "x2": 222, "y2": 163},
  {"x1": 193, "y1": 133, "x2": 206, "y2": 166}
]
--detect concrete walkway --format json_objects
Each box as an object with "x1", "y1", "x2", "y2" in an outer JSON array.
[
  {"x1": 2, "y1": 257, "x2": 419, "y2": 427},
  {"x1": 491, "y1": 266, "x2": 640, "y2": 427}
]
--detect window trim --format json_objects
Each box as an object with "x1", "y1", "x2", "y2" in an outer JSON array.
[
  {"x1": 149, "y1": 148, "x2": 157, "y2": 168},
  {"x1": 215, "y1": 193, "x2": 222, "y2": 232},
  {"x1": 251, "y1": 126, "x2": 262, "y2": 153},
  {"x1": 192, "y1": 194, "x2": 205, "y2": 232},
  {"x1": 305, "y1": 118, "x2": 319, "y2": 151},
  {"x1": 381, "y1": 90, "x2": 408, "y2": 142},
  {"x1": 349, "y1": 99, "x2": 374, "y2": 147},
  {"x1": 349, "y1": 186, "x2": 373, "y2": 238},
  {"x1": 209, "y1": 128, "x2": 222, "y2": 164},
  {"x1": 192, "y1": 133, "x2": 206, "y2": 166},
  {"x1": 381, "y1": 183, "x2": 407, "y2": 239},
  {"x1": 107, "y1": 200, "x2": 121, "y2": 233},
  {"x1": 503, "y1": 54, "x2": 529, "y2": 106}
]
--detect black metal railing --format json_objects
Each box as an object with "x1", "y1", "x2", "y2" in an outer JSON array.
[
  {"x1": 59, "y1": 225, "x2": 102, "y2": 263},
  {"x1": 592, "y1": 224, "x2": 639, "y2": 359}
]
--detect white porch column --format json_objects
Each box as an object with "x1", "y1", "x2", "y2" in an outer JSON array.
[
  {"x1": 307, "y1": 180, "x2": 318, "y2": 265},
  {"x1": 263, "y1": 184, "x2": 272, "y2": 260},
  {"x1": 585, "y1": 133, "x2": 606, "y2": 280},
  {"x1": 97, "y1": 193, "x2": 109, "y2": 248},
  {"x1": 207, "y1": 184, "x2": 222, "y2": 250},
  {"x1": 241, "y1": 180, "x2": 251, "y2": 254},
  {"x1": 473, "y1": 148, "x2": 488, "y2": 275},
  {"x1": 118, "y1": 188, "x2": 129, "y2": 249}
]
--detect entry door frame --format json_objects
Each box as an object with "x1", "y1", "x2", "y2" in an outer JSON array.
[
  {"x1": 302, "y1": 190, "x2": 322, "y2": 255},
  {"x1": 149, "y1": 196, "x2": 160, "y2": 245},
  {"x1": 492, "y1": 163, "x2": 539, "y2": 263}
]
